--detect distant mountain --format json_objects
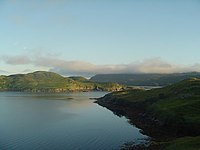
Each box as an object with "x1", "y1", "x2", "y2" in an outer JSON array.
[
  {"x1": 0, "y1": 71, "x2": 123, "y2": 92},
  {"x1": 90, "y1": 72, "x2": 200, "y2": 86}
]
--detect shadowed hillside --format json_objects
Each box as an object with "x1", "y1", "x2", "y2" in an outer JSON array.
[{"x1": 90, "y1": 72, "x2": 200, "y2": 86}]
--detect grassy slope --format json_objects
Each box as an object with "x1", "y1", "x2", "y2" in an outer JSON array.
[
  {"x1": 69, "y1": 76, "x2": 123, "y2": 91},
  {"x1": 0, "y1": 71, "x2": 123, "y2": 92},
  {"x1": 150, "y1": 78, "x2": 200, "y2": 126},
  {"x1": 3, "y1": 71, "x2": 76, "y2": 90},
  {"x1": 100, "y1": 78, "x2": 200, "y2": 149},
  {"x1": 105, "y1": 78, "x2": 200, "y2": 126},
  {"x1": 164, "y1": 136, "x2": 200, "y2": 150}
]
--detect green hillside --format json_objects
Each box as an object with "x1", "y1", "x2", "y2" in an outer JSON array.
[
  {"x1": 164, "y1": 136, "x2": 200, "y2": 150},
  {"x1": 99, "y1": 78, "x2": 200, "y2": 131},
  {"x1": 0, "y1": 71, "x2": 123, "y2": 92},
  {"x1": 97, "y1": 78, "x2": 200, "y2": 149},
  {"x1": 90, "y1": 72, "x2": 200, "y2": 86}
]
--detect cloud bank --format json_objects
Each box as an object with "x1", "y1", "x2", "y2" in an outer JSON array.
[
  {"x1": 0, "y1": 69, "x2": 10, "y2": 75},
  {"x1": 1, "y1": 53, "x2": 200, "y2": 76}
]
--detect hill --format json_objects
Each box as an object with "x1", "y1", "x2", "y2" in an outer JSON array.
[
  {"x1": 0, "y1": 71, "x2": 123, "y2": 92},
  {"x1": 96, "y1": 78, "x2": 200, "y2": 149},
  {"x1": 90, "y1": 72, "x2": 200, "y2": 86}
]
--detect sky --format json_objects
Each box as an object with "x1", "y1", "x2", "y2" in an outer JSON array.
[{"x1": 0, "y1": 0, "x2": 200, "y2": 77}]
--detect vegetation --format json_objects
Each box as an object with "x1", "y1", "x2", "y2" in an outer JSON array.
[
  {"x1": 0, "y1": 71, "x2": 123, "y2": 92},
  {"x1": 90, "y1": 72, "x2": 200, "y2": 86},
  {"x1": 101, "y1": 78, "x2": 200, "y2": 128},
  {"x1": 97, "y1": 78, "x2": 200, "y2": 149},
  {"x1": 164, "y1": 136, "x2": 200, "y2": 150}
]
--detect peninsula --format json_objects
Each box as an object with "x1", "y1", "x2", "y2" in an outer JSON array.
[{"x1": 96, "y1": 78, "x2": 200, "y2": 149}]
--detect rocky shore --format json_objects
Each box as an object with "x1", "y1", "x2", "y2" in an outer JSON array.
[
  {"x1": 95, "y1": 79, "x2": 200, "y2": 149},
  {"x1": 95, "y1": 99, "x2": 170, "y2": 149},
  {"x1": 96, "y1": 99, "x2": 172, "y2": 139}
]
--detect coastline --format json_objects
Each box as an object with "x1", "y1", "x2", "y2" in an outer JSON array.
[
  {"x1": 95, "y1": 95, "x2": 200, "y2": 149},
  {"x1": 96, "y1": 98, "x2": 178, "y2": 139},
  {"x1": 95, "y1": 100, "x2": 169, "y2": 149}
]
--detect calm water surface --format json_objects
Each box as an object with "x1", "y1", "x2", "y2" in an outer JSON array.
[{"x1": 0, "y1": 92, "x2": 148, "y2": 150}]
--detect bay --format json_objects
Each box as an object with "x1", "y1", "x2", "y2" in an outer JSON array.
[{"x1": 0, "y1": 92, "x2": 148, "y2": 150}]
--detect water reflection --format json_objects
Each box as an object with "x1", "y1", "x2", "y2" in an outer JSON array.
[{"x1": 0, "y1": 92, "x2": 148, "y2": 150}]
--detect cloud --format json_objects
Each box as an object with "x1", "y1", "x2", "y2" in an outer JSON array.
[
  {"x1": 1, "y1": 55, "x2": 32, "y2": 65},
  {"x1": 0, "y1": 69, "x2": 10, "y2": 75},
  {"x1": 132, "y1": 58, "x2": 180, "y2": 73},
  {"x1": 1, "y1": 53, "x2": 200, "y2": 76},
  {"x1": 22, "y1": 69, "x2": 34, "y2": 73},
  {"x1": 34, "y1": 56, "x2": 200, "y2": 76}
]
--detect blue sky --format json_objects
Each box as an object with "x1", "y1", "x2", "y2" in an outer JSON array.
[{"x1": 0, "y1": 0, "x2": 200, "y2": 76}]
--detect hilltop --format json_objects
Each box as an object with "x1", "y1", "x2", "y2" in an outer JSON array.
[
  {"x1": 90, "y1": 72, "x2": 200, "y2": 86},
  {"x1": 96, "y1": 78, "x2": 200, "y2": 149},
  {"x1": 0, "y1": 71, "x2": 123, "y2": 92}
]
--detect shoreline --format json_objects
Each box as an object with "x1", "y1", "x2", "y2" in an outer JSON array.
[
  {"x1": 95, "y1": 98, "x2": 199, "y2": 149},
  {"x1": 95, "y1": 100, "x2": 177, "y2": 139},
  {"x1": 95, "y1": 100, "x2": 169, "y2": 149},
  {"x1": 0, "y1": 89, "x2": 114, "y2": 93}
]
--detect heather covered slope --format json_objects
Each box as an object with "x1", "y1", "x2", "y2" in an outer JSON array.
[{"x1": 0, "y1": 71, "x2": 123, "y2": 92}]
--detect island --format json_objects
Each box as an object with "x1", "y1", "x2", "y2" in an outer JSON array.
[
  {"x1": 96, "y1": 78, "x2": 200, "y2": 149},
  {"x1": 0, "y1": 71, "x2": 123, "y2": 92}
]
